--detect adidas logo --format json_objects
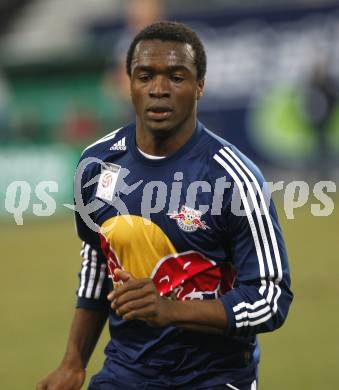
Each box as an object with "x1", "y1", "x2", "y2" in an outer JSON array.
[{"x1": 110, "y1": 137, "x2": 127, "y2": 151}]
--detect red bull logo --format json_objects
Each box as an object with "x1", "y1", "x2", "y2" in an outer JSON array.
[
  {"x1": 150, "y1": 251, "x2": 235, "y2": 300},
  {"x1": 150, "y1": 251, "x2": 220, "y2": 300},
  {"x1": 99, "y1": 215, "x2": 235, "y2": 301},
  {"x1": 167, "y1": 206, "x2": 210, "y2": 232}
]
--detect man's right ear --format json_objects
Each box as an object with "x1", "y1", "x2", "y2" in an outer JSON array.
[{"x1": 197, "y1": 79, "x2": 205, "y2": 100}]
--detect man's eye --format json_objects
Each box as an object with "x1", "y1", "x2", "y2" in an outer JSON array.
[
  {"x1": 138, "y1": 74, "x2": 152, "y2": 82},
  {"x1": 171, "y1": 75, "x2": 184, "y2": 83}
]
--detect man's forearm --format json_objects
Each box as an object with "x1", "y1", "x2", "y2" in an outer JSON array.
[
  {"x1": 167, "y1": 299, "x2": 227, "y2": 334},
  {"x1": 61, "y1": 308, "x2": 108, "y2": 369}
]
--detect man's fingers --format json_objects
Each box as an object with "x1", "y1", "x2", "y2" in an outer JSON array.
[
  {"x1": 121, "y1": 302, "x2": 157, "y2": 322},
  {"x1": 112, "y1": 284, "x2": 154, "y2": 308},
  {"x1": 114, "y1": 268, "x2": 135, "y2": 282},
  {"x1": 111, "y1": 278, "x2": 153, "y2": 300},
  {"x1": 36, "y1": 381, "x2": 48, "y2": 390},
  {"x1": 107, "y1": 270, "x2": 140, "y2": 301},
  {"x1": 115, "y1": 295, "x2": 156, "y2": 317}
]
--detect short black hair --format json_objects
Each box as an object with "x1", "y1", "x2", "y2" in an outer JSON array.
[{"x1": 126, "y1": 21, "x2": 207, "y2": 80}]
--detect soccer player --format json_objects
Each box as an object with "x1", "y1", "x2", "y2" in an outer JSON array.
[{"x1": 37, "y1": 21, "x2": 293, "y2": 390}]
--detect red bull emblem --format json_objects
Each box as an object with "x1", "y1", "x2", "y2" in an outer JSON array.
[
  {"x1": 99, "y1": 216, "x2": 236, "y2": 301},
  {"x1": 167, "y1": 205, "x2": 210, "y2": 232},
  {"x1": 150, "y1": 251, "x2": 235, "y2": 300}
]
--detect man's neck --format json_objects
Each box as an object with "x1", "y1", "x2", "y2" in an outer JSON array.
[{"x1": 135, "y1": 120, "x2": 196, "y2": 157}]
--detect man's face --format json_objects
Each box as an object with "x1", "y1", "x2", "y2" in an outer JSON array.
[{"x1": 130, "y1": 40, "x2": 204, "y2": 136}]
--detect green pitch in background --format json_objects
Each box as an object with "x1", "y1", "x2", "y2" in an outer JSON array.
[{"x1": 0, "y1": 199, "x2": 338, "y2": 390}]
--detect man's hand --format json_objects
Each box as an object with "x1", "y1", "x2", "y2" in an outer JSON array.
[
  {"x1": 108, "y1": 269, "x2": 227, "y2": 333},
  {"x1": 108, "y1": 269, "x2": 172, "y2": 327},
  {"x1": 37, "y1": 308, "x2": 107, "y2": 390},
  {"x1": 36, "y1": 365, "x2": 85, "y2": 390}
]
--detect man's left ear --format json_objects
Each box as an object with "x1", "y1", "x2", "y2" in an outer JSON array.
[{"x1": 196, "y1": 79, "x2": 205, "y2": 100}]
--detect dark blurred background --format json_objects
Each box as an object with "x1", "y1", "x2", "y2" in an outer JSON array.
[
  {"x1": 0, "y1": 0, "x2": 339, "y2": 189},
  {"x1": 0, "y1": 1, "x2": 338, "y2": 389}
]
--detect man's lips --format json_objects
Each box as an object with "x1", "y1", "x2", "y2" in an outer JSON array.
[{"x1": 146, "y1": 106, "x2": 173, "y2": 120}]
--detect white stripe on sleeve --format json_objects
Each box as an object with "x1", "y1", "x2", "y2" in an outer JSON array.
[
  {"x1": 223, "y1": 147, "x2": 282, "y2": 282},
  {"x1": 85, "y1": 249, "x2": 98, "y2": 298},
  {"x1": 214, "y1": 148, "x2": 283, "y2": 327},
  {"x1": 78, "y1": 244, "x2": 90, "y2": 297},
  {"x1": 94, "y1": 263, "x2": 107, "y2": 299}
]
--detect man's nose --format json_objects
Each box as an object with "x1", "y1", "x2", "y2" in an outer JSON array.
[{"x1": 149, "y1": 76, "x2": 170, "y2": 98}]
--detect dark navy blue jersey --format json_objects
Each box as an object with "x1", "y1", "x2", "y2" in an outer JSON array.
[{"x1": 74, "y1": 121, "x2": 293, "y2": 388}]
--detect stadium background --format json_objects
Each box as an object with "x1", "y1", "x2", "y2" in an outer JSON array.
[{"x1": 0, "y1": 1, "x2": 338, "y2": 389}]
